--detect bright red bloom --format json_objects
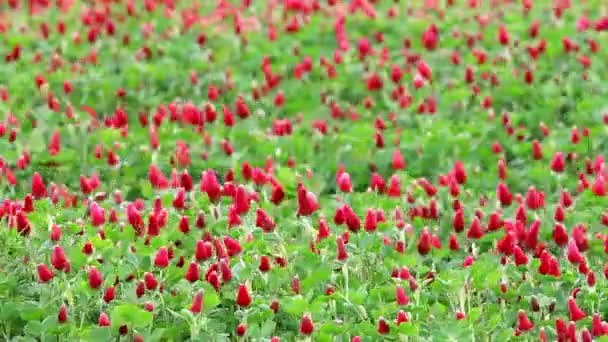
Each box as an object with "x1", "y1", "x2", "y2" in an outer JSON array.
[
  {"x1": 200, "y1": 170, "x2": 221, "y2": 202},
  {"x1": 337, "y1": 172, "x2": 352, "y2": 192},
  {"x1": 259, "y1": 256, "x2": 271, "y2": 272},
  {"x1": 195, "y1": 240, "x2": 213, "y2": 261},
  {"x1": 31, "y1": 172, "x2": 47, "y2": 199},
  {"x1": 567, "y1": 240, "x2": 582, "y2": 264},
  {"x1": 37, "y1": 264, "x2": 54, "y2": 283},
  {"x1": 377, "y1": 317, "x2": 390, "y2": 334},
  {"x1": 154, "y1": 247, "x2": 169, "y2": 268},
  {"x1": 58, "y1": 304, "x2": 68, "y2": 323},
  {"x1": 296, "y1": 183, "x2": 318, "y2": 216},
  {"x1": 417, "y1": 61, "x2": 432, "y2": 80},
  {"x1": 144, "y1": 272, "x2": 158, "y2": 290},
  {"x1": 190, "y1": 291, "x2": 203, "y2": 313},
  {"x1": 452, "y1": 209, "x2": 465, "y2": 232},
  {"x1": 236, "y1": 323, "x2": 247, "y2": 337},
  {"x1": 51, "y1": 245, "x2": 68, "y2": 271},
  {"x1": 236, "y1": 284, "x2": 252, "y2": 307},
  {"x1": 88, "y1": 266, "x2": 103, "y2": 289},
  {"x1": 517, "y1": 310, "x2": 534, "y2": 331},
  {"x1": 513, "y1": 245, "x2": 529, "y2": 266},
  {"x1": 185, "y1": 262, "x2": 200, "y2": 283},
  {"x1": 299, "y1": 315, "x2": 314, "y2": 335},
  {"x1": 223, "y1": 236, "x2": 242, "y2": 257},
  {"x1": 497, "y1": 25, "x2": 510, "y2": 45},
  {"x1": 337, "y1": 236, "x2": 348, "y2": 260},
  {"x1": 568, "y1": 297, "x2": 586, "y2": 321},
  {"x1": 103, "y1": 286, "x2": 116, "y2": 303},
  {"x1": 466, "y1": 217, "x2": 484, "y2": 239},
  {"x1": 90, "y1": 202, "x2": 105, "y2": 226},
  {"x1": 396, "y1": 286, "x2": 409, "y2": 305},
  {"x1": 496, "y1": 183, "x2": 512, "y2": 206},
  {"x1": 387, "y1": 175, "x2": 401, "y2": 197},
  {"x1": 550, "y1": 152, "x2": 566, "y2": 172},
  {"x1": 98, "y1": 312, "x2": 111, "y2": 326}
]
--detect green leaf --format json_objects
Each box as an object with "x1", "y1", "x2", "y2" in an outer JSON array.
[
  {"x1": 203, "y1": 287, "x2": 220, "y2": 309},
  {"x1": 111, "y1": 304, "x2": 153, "y2": 328},
  {"x1": 86, "y1": 327, "x2": 114, "y2": 342},
  {"x1": 283, "y1": 297, "x2": 308, "y2": 316},
  {"x1": 397, "y1": 322, "x2": 419, "y2": 336}
]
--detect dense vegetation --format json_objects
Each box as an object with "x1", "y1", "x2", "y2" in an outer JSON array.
[{"x1": 1, "y1": 0, "x2": 608, "y2": 340}]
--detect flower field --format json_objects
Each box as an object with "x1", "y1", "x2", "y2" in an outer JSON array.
[{"x1": 2, "y1": 0, "x2": 608, "y2": 340}]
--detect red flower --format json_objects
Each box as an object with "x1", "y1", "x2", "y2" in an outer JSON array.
[
  {"x1": 396, "y1": 310, "x2": 409, "y2": 325},
  {"x1": 462, "y1": 255, "x2": 474, "y2": 267},
  {"x1": 396, "y1": 285, "x2": 409, "y2": 305},
  {"x1": 259, "y1": 256, "x2": 271, "y2": 272},
  {"x1": 90, "y1": 202, "x2": 105, "y2": 226},
  {"x1": 195, "y1": 240, "x2": 213, "y2": 261},
  {"x1": 291, "y1": 276, "x2": 300, "y2": 295},
  {"x1": 270, "y1": 183, "x2": 285, "y2": 205},
  {"x1": 377, "y1": 317, "x2": 390, "y2": 334},
  {"x1": 364, "y1": 209, "x2": 377, "y2": 232},
  {"x1": 236, "y1": 323, "x2": 247, "y2": 337},
  {"x1": 296, "y1": 183, "x2": 319, "y2": 216},
  {"x1": 200, "y1": 170, "x2": 221, "y2": 202},
  {"x1": 185, "y1": 262, "x2": 200, "y2": 283},
  {"x1": 31, "y1": 172, "x2": 47, "y2": 199},
  {"x1": 497, "y1": 25, "x2": 510, "y2": 45},
  {"x1": 317, "y1": 218, "x2": 331, "y2": 240},
  {"x1": 370, "y1": 173, "x2": 385, "y2": 193},
  {"x1": 452, "y1": 209, "x2": 465, "y2": 232},
  {"x1": 513, "y1": 245, "x2": 529, "y2": 266},
  {"x1": 144, "y1": 272, "x2": 158, "y2": 290},
  {"x1": 206, "y1": 270, "x2": 220, "y2": 291},
  {"x1": 392, "y1": 150, "x2": 406, "y2": 170},
  {"x1": 336, "y1": 236, "x2": 348, "y2": 261},
  {"x1": 449, "y1": 233, "x2": 460, "y2": 251},
  {"x1": 88, "y1": 266, "x2": 103, "y2": 289},
  {"x1": 337, "y1": 172, "x2": 352, "y2": 192},
  {"x1": 387, "y1": 175, "x2": 401, "y2": 197},
  {"x1": 190, "y1": 291, "x2": 203, "y2": 313},
  {"x1": 593, "y1": 176, "x2": 606, "y2": 196},
  {"x1": 37, "y1": 264, "x2": 54, "y2": 283},
  {"x1": 568, "y1": 297, "x2": 586, "y2": 321},
  {"x1": 592, "y1": 313, "x2": 603, "y2": 336},
  {"x1": 219, "y1": 258, "x2": 232, "y2": 282},
  {"x1": 417, "y1": 228, "x2": 431, "y2": 255},
  {"x1": 48, "y1": 130, "x2": 61, "y2": 155},
  {"x1": 422, "y1": 24, "x2": 438, "y2": 51},
  {"x1": 51, "y1": 245, "x2": 68, "y2": 271},
  {"x1": 223, "y1": 236, "x2": 242, "y2": 257},
  {"x1": 550, "y1": 152, "x2": 566, "y2": 172},
  {"x1": 103, "y1": 286, "x2": 115, "y2": 303},
  {"x1": 496, "y1": 183, "x2": 512, "y2": 206},
  {"x1": 255, "y1": 208, "x2": 276, "y2": 232},
  {"x1": 299, "y1": 315, "x2": 314, "y2": 335},
  {"x1": 517, "y1": 310, "x2": 534, "y2": 331},
  {"x1": 58, "y1": 304, "x2": 68, "y2": 323},
  {"x1": 366, "y1": 73, "x2": 383, "y2": 91},
  {"x1": 98, "y1": 312, "x2": 111, "y2": 327},
  {"x1": 466, "y1": 217, "x2": 484, "y2": 239},
  {"x1": 236, "y1": 284, "x2": 252, "y2": 307},
  {"x1": 417, "y1": 61, "x2": 432, "y2": 80},
  {"x1": 51, "y1": 224, "x2": 62, "y2": 241},
  {"x1": 567, "y1": 240, "x2": 583, "y2": 264},
  {"x1": 154, "y1": 247, "x2": 169, "y2": 268},
  {"x1": 552, "y1": 223, "x2": 568, "y2": 246},
  {"x1": 233, "y1": 185, "x2": 250, "y2": 215}
]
